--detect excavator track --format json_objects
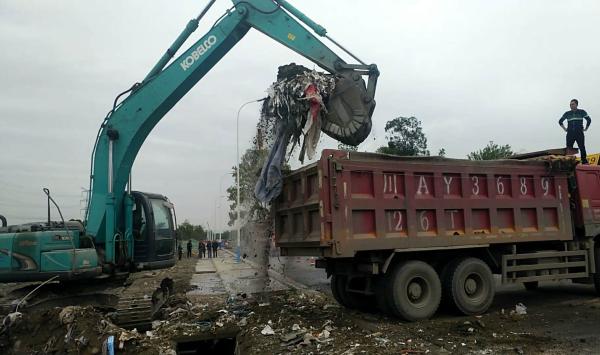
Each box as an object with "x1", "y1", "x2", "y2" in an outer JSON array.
[
  {"x1": 114, "y1": 277, "x2": 173, "y2": 330},
  {"x1": 114, "y1": 296, "x2": 154, "y2": 330}
]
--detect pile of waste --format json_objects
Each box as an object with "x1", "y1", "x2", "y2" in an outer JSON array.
[
  {"x1": 255, "y1": 63, "x2": 335, "y2": 203},
  {"x1": 531, "y1": 154, "x2": 579, "y2": 172},
  {"x1": 0, "y1": 305, "x2": 121, "y2": 354}
]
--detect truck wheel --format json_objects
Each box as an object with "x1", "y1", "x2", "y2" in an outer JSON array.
[
  {"x1": 330, "y1": 274, "x2": 345, "y2": 305},
  {"x1": 386, "y1": 260, "x2": 441, "y2": 321},
  {"x1": 594, "y1": 248, "x2": 600, "y2": 296},
  {"x1": 523, "y1": 281, "x2": 539, "y2": 291},
  {"x1": 443, "y1": 257, "x2": 494, "y2": 315},
  {"x1": 331, "y1": 274, "x2": 362, "y2": 309}
]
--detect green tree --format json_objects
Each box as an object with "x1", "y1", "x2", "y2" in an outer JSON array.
[
  {"x1": 377, "y1": 116, "x2": 429, "y2": 156},
  {"x1": 178, "y1": 220, "x2": 194, "y2": 239},
  {"x1": 467, "y1": 141, "x2": 513, "y2": 160},
  {"x1": 178, "y1": 219, "x2": 206, "y2": 240},
  {"x1": 226, "y1": 147, "x2": 271, "y2": 226},
  {"x1": 220, "y1": 230, "x2": 233, "y2": 241},
  {"x1": 437, "y1": 148, "x2": 446, "y2": 157}
]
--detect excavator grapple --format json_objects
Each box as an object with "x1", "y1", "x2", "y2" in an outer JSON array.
[{"x1": 323, "y1": 72, "x2": 377, "y2": 146}]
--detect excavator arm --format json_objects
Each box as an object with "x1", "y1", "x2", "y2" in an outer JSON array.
[{"x1": 86, "y1": 0, "x2": 379, "y2": 265}]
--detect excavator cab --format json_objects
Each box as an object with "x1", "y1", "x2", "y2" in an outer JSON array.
[{"x1": 130, "y1": 191, "x2": 176, "y2": 270}]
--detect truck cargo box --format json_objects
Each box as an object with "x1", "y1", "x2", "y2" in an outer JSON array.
[{"x1": 274, "y1": 150, "x2": 574, "y2": 258}]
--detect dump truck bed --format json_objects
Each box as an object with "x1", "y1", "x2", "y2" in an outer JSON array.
[{"x1": 274, "y1": 150, "x2": 573, "y2": 258}]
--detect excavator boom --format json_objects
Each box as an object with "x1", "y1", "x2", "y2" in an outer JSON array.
[{"x1": 82, "y1": 0, "x2": 379, "y2": 266}]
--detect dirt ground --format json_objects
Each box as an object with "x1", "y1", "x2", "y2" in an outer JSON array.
[{"x1": 0, "y1": 255, "x2": 599, "y2": 354}]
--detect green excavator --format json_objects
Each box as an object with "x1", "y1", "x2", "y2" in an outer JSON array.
[{"x1": 0, "y1": 0, "x2": 378, "y2": 284}]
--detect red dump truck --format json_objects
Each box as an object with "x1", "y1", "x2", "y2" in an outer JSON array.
[{"x1": 273, "y1": 149, "x2": 600, "y2": 321}]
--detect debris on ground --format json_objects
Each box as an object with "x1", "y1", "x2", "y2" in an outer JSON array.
[
  {"x1": 1, "y1": 247, "x2": 599, "y2": 354},
  {"x1": 515, "y1": 302, "x2": 527, "y2": 315},
  {"x1": 260, "y1": 324, "x2": 275, "y2": 336}
]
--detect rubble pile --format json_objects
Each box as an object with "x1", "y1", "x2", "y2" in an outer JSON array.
[
  {"x1": 0, "y1": 305, "x2": 120, "y2": 354},
  {"x1": 0, "y1": 279, "x2": 596, "y2": 354}
]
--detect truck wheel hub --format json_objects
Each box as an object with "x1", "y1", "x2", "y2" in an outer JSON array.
[
  {"x1": 408, "y1": 281, "x2": 423, "y2": 300},
  {"x1": 464, "y1": 278, "x2": 478, "y2": 295}
]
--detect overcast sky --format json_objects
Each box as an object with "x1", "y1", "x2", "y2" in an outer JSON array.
[{"x1": 1, "y1": 0, "x2": 599, "y2": 229}]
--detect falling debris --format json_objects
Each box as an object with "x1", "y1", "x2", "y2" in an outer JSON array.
[{"x1": 254, "y1": 63, "x2": 336, "y2": 203}]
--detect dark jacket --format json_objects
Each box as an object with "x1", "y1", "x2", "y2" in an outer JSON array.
[{"x1": 559, "y1": 109, "x2": 591, "y2": 132}]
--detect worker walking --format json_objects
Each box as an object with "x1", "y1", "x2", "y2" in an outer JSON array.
[
  {"x1": 212, "y1": 240, "x2": 219, "y2": 258},
  {"x1": 559, "y1": 99, "x2": 591, "y2": 164},
  {"x1": 186, "y1": 240, "x2": 193, "y2": 258},
  {"x1": 177, "y1": 244, "x2": 183, "y2": 261},
  {"x1": 207, "y1": 240, "x2": 212, "y2": 258}
]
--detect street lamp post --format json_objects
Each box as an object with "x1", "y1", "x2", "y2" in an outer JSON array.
[
  {"x1": 213, "y1": 194, "x2": 227, "y2": 244},
  {"x1": 217, "y1": 173, "x2": 230, "y2": 244},
  {"x1": 236, "y1": 98, "x2": 266, "y2": 263}
]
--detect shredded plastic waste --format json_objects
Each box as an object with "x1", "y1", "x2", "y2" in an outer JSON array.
[{"x1": 255, "y1": 63, "x2": 335, "y2": 203}]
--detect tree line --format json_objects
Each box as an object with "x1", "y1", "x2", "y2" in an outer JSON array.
[
  {"x1": 177, "y1": 220, "x2": 206, "y2": 240},
  {"x1": 373, "y1": 116, "x2": 513, "y2": 160},
  {"x1": 177, "y1": 220, "x2": 236, "y2": 241}
]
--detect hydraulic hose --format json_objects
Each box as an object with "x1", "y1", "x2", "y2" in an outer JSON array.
[{"x1": 43, "y1": 188, "x2": 76, "y2": 273}]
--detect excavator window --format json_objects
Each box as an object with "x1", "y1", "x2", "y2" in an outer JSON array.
[
  {"x1": 150, "y1": 199, "x2": 173, "y2": 233},
  {"x1": 150, "y1": 199, "x2": 175, "y2": 257}
]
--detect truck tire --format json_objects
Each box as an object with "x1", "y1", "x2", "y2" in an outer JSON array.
[
  {"x1": 375, "y1": 275, "x2": 394, "y2": 315},
  {"x1": 330, "y1": 274, "x2": 345, "y2": 306},
  {"x1": 442, "y1": 257, "x2": 494, "y2": 315},
  {"x1": 386, "y1": 260, "x2": 441, "y2": 321},
  {"x1": 594, "y1": 247, "x2": 600, "y2": 296},
  {"x1": 330, "y1": 274, "x2": 362, "y2": 309}
]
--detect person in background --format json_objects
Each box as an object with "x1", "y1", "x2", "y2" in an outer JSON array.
[
  {"x1": 559, "y1": 99, "x2": 591, "y2": 164},
  {"x1": 186, "y1": 239, "x2": 193, "y2": 258},
  {"x1": 177, "y1": 243, "x2": 183, "y2": 261},
  {"x1": 198, "y1": 240, "x2": 205, "y2": 259},
  {"x1": 212, "y1": 240, "x2": 219, "y2": 257},
  {"x1": 207, "y1": 240, "x2": 212, "y2": 258}
]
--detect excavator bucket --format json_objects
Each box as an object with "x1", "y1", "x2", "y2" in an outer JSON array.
[{"x1": 322, "y1": 73, "x2": 376, "y2": 146}]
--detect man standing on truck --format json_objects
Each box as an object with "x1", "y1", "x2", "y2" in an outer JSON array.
[{"x1": 559, "y1": 99, "x2": 591, "y2": 164}]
